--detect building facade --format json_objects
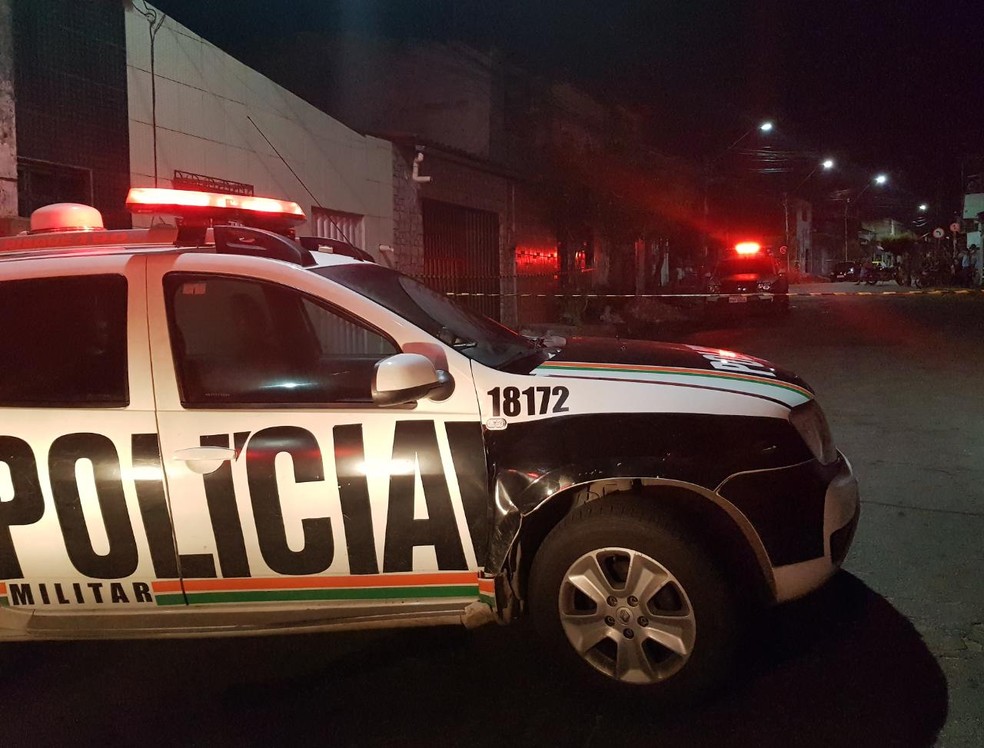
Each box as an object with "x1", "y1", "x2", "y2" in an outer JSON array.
[
  {"x1": 1, "y1": 0, "x2": 394, "y2": 259},
  {"x1": 254, "y1": 34, "x2": 704, "y2": 327}
]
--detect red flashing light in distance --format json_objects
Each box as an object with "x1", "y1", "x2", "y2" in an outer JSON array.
[
  {"x1": 126, "y1": 188, "x2": 306, "y2": 225},
  {"x1": 734, "y1": 242, "x2": 761, "y2": 255}
]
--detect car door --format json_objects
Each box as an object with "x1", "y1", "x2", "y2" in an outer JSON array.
[
  {"x1": 144, "y1": 252, "x2": 489, "y2": 616},
  {"x1": 0, "y1": 255, "x2": 178, "y2": 621}
]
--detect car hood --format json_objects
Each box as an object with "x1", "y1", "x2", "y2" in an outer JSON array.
[{"x1": 533, "y1": 337, "x2": 813, "y2": 408}]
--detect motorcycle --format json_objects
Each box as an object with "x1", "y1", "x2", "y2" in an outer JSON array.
[{"x1": 863, "y1": 264, "x2": 896, "y2": 285}]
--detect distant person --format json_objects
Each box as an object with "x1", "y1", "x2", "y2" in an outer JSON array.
[
  {"x1": 968, "y1": 245, "x2": 980, "y2": 287},
  {"x1": 956, "y1": 249, "x2": 969, "y2": 286},
  {"x1": 856, "y1": 258, "x2": 874, "y2": 285}
]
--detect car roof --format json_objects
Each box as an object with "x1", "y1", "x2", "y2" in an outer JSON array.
[{"x1": 0, "y1": 228, "x2": 369, "y2": 270}]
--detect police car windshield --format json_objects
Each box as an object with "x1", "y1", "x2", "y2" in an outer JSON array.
[{"x1": 313, "y1": 264, "x2": 543, "y2": 371}]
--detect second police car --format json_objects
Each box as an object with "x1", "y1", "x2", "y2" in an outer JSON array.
[
  {"x1": 0, "y1": 189, "x2": 859, "y2": 704},
  {"x1": 705, "y1": 242, "x2": 790, "y2": 315}
]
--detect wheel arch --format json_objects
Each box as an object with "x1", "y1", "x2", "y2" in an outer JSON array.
[{"x1": 508, "y1": 478, "x2": 776, "y2": 611}]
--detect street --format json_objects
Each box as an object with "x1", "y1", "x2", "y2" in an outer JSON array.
[{"x1": 3, "y1": 291, "x2": 982, "y2": 748}]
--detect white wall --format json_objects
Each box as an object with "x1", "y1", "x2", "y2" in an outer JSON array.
[{"x1": 125, "y1": 4, "x2": 393, "y2": 255}]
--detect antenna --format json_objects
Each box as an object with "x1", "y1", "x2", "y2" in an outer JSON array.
[{"x1": 246, "y1": 115, "x2": 352, "y2": 245}]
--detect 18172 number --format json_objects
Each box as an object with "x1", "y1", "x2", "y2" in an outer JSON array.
[{"x1": 487, "y1": 386, "x2": 570, "y2": 417}]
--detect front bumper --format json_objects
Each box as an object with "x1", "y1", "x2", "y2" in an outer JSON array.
[
  {"x1": 771, "y1": 453, "x2": 860, "y2": 602},
  {"x1": 705, "y1": 293, "x2": 787, "y2": 312}
]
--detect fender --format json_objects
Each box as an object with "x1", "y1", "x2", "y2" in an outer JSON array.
[{"x1": 483, "y1": 412, "x2": 813, "y2": 576}]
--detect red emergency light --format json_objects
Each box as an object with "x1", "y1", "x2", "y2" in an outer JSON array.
[
  {"x1": 126, "y1": 188, "x2": 307, "y2": 226},
  {"x1": 734, "y1": 242, "x2": 762, "y2": 255}
]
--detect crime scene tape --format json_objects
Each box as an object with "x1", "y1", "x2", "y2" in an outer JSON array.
[{"x1": 443, "y1": 289, "x2": 984, "y2": 298}]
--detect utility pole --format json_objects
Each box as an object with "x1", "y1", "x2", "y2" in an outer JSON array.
[
  {"x1": 702, "y1": 121, "x2": 773, "y2": 274},
  {"x1": 843, "y1": 175, "x2": 887, "y2": 262},
  {"x1": 783, "y1": 191, "x2": 790, "y2": 272},
  {"x1": 701, "y1": 157, "x2": 710, "y2": 269},
  {"x1": 843, "y1": 197, "x2": 851, "y2": 261}
]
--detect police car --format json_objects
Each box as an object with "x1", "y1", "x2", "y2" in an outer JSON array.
[
  {"x1": 705, "y1": 242, "x2": 790, "y2": 314},
  {"x1": 0, "y1": 189, "x2": 859, "y2": 703}
]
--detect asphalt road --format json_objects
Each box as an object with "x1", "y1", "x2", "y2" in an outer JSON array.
[{"x1": 4, "y1": 290, "x2": 982, "y2": 747}]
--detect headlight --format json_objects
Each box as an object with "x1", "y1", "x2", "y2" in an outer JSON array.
[
  {"x1": 756, "y1": 280, "x2": 774, "y2": 291},
  {"x1": 789, "y1": 400, "x2": 837, "y2": 464}
]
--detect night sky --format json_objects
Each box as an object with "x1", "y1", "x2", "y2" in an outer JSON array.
[{"x1": 152, "y1": 0, "x2": 983, "y2": 212}]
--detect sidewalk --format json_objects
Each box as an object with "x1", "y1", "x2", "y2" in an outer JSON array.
[{"x1": 794, "y1": 281, "x2": 984, "y2": 296}]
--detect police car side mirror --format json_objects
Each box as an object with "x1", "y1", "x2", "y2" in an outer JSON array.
[{"x1": 372, "y1": 353, "x2": 454, "y2": 406}]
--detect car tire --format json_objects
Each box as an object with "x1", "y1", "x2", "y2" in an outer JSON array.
[{"x1": 528, "y1": 495, "x2": 738, "y2": 705}]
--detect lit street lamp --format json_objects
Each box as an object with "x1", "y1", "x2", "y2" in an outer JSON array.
[
  {"x1": 702, "y1": 120, "x2": 775, "y2": 260},
  {"x1": 785, "y1": 157, "x2": 835, "y2": 272},
  {"x1": 844, "y1": 173, "x2": 889, "y2": 259},
  {"x1": 722, "y1": 120, "x2": 775, "y2": 153},
  {"x1": 793, "y1": 156, "x2": 835, "y2": 192},
  {"x1": 918, "y1": 203, "x2": 928, "y2": 212}
]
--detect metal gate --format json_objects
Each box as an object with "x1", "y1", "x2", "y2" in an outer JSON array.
[
  {"x1": 311, "y1": 207, "x2": 365, "y2": 249},
  {"x1": 422, "y1": 199, "x2": 500, "y2": 320}
]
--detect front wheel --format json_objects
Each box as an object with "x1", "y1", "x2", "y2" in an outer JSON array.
[{"x1": 528, "y1": 497, "x2": 739, "y2": 704}]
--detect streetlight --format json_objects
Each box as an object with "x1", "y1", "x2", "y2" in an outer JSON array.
[
  {"x1": 918, "y1": 203, "x2": 928, "y2": 212},
  {"x1": 785, "y1": 157, "x2": 836, "y2": 273},
  {"x1": 793, "y1": 156, "x2": 836, "y2": 192},
  {"x1": 702, "y1": 119, "x2": 775, "y2": 261},
  {"x1": 722, "y1": 120, "x2": 775, "y2": 153},
  {"x1": 844, "y1": 173, "x2": 889, "y2": 259}
]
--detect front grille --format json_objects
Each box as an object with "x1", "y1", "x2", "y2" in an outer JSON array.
[{"x1": 721, "y1": 282, "x2": 755, "y2": 293}]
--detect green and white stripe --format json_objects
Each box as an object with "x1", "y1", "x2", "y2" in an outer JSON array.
[{"x1": 535, "y1": 361, "x2": 812, "y2": 408}]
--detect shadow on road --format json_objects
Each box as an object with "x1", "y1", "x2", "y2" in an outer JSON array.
[{"x1": 6, "y1": 573, "x2": 946, "y2": 747}]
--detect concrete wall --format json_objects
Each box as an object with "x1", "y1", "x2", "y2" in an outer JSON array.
[
  {"x1": 13, "y1": 0, "x2": 131, "y2": 228},
  {"x1": 416, "y1": 151, "x2": 557, "y2": 328},
  {"x1": 417, "y1": 151, "x2": 513, "y2": 324},
  {"x1": 391, "y1": 146, "x2": 424, "y2": 276},
  {"x1": 125, "y1": 4, "x2": 393, "y2": 255},
  {"x1": 0, "y1": 0, "x2": 15, "y2": 222},
  {"x1": 309, "y1": 37, "x2": 494, "y2": 159}
]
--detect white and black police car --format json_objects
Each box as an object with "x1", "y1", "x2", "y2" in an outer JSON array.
[{"x1": 0, "y1": 189, "x2": 859, "y2": 703}]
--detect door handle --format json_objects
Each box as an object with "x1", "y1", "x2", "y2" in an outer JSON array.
[{"x1": 173, "y1": 447, "x2": 236, "y2": 475}]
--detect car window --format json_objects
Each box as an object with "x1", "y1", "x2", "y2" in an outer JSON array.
[
  {"x1": 0, "y1": 274, "x2": 128, "y2": 407},
  {"x1": 314, "y1": 263, "x2": 545, "y2": 373},
  {"x1": 165, "y1": 274, "x2": 397, "y2": 407}
]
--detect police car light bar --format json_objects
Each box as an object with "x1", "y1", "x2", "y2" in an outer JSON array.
[
  {"x1": 126, "y1": 188, "x2": 307, "y2": 225},
  {"x1": 734, "y1": 242, "x2": 762, "y2": 255}
]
